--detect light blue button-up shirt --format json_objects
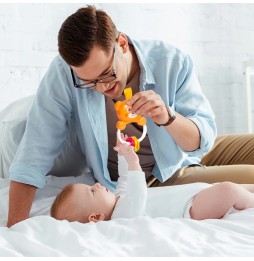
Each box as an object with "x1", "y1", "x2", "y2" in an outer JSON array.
[{"x1": 9, "y1": 36, "x2": 217, "y2": 191}]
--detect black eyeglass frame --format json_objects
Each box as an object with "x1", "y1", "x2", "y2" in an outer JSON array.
[{"x1": 70, "y1": 44, "x2": 117, "y2": 89}]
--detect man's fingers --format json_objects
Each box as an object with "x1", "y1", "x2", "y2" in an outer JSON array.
[
  {"x1": 126, "y1": 91, "x2": 163, "y2": 115},
  {"x1": 148, "y1": 105, "x2": 165, "y2": 117}
]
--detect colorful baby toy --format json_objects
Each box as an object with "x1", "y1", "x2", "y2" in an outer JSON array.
[{"x1": 114, "y1": 87, "x2": 147, "y2": 152}]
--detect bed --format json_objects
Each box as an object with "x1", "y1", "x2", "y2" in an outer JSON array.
[
  {"x1": 1, "y1": 97, "x2": 254, "y2": 256},
  {"x1": 1, "y1": 175, "x2": 254, "y2": 257}
]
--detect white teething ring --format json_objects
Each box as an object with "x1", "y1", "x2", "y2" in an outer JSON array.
[{"x1": 117, "y1": 125, "x2": 147, "y2": 144}]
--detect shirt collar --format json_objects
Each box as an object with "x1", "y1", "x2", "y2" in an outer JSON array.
[{"x1": 126, "y1": 35, "x2": 156, "y2": 89}]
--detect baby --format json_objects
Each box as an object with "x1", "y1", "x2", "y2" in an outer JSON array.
[{"x1": 51, "y1": 135, "x2": 254, "y2": 223}]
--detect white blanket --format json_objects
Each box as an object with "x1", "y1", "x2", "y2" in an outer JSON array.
[{"x1": 1, "y1": 177, "x2": 254, "y2": 256}]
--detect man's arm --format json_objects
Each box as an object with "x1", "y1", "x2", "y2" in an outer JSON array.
[
  {"x1": 126, "y1": 92, "x2": 201, "y2": 152},
  {"x1": 7, "y1": 57, "x2": 73, "y2": 226},
  {"x1": 126, "y1": 55, "x2": 216, "y2": 154},
  {"x1": 7, "y1": 181, "x2": 37, "y2": 227}
]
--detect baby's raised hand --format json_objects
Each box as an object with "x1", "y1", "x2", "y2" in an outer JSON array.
[
  {"x1": 114, "y1": 133, "x2": 131, "y2": 155},
  {"x1": 113, "y1": 133, "x2": 141, "y2": 171}
]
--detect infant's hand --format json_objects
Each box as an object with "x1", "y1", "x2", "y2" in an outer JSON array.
[
  {"x1": 114, "y1": 133, "x2": 128, "y2": 156},
  {"x1": 117, "y1": 143, "x2": 137, "y2": 160},
  {"x1": 115, "y1": 143, "x2": 141, "y2": 171}
]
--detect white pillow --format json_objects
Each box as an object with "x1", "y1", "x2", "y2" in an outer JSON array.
[
  {"x1": 0, "y1": 95, "x2": 95, "y2": 183},
  {"x1": 0, "y1": 96, "x2": 34, "y2": 178}
]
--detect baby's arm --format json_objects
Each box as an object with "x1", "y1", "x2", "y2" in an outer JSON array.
[
  {"x1": 113, "y1": 134, "x2": 143, "y2": 196},
  {"x1": 111, "y1": 134, "x2": 147, "y2": 219}
]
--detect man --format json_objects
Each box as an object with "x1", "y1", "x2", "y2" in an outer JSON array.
[{"x1": 7, "y1": 6, "x2": 254, "y2": 227}]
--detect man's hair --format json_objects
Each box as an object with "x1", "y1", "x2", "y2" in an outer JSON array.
[{"x1": 58, "y1": 5, "x2": 117, "y2": 66}]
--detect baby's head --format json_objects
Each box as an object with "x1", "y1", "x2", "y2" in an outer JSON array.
[{"x1": 51, "y1": 183, "x2": 116, "y2": 223}]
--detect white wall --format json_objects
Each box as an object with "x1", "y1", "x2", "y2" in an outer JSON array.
[{"x1": 0, "y1": 3, "x2": 254, "y2": 134}]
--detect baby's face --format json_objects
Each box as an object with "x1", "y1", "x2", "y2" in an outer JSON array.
[{"x1": 70, "y1": 183, "x2": 116, "y2": 219}]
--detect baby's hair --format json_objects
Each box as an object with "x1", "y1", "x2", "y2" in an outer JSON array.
[
  {"x1": 51, "y1": 184, "x2": 87, "y2": 223},
  {"x1": 50, "y1": 184, "x2": 74, "y2": 219}
]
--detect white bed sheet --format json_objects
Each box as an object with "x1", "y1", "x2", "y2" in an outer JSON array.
[{"x1": 1, "y1": 177, "x2": 254, "y2": 257}]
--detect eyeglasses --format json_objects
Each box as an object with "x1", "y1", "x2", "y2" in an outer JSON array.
[{"x1": 70, "y1": 44, "x2": 117, "y2": 89}]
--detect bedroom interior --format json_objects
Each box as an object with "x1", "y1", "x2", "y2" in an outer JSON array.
[{"x1": 0, "y1": 3, "x2": 254, "y2": 257}]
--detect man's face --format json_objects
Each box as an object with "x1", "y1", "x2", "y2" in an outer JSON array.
[{"x1": 71, "y1": 44, "x2": 128, "y2": 99}]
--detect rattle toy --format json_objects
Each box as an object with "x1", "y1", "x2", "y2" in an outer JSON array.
[{"x1": 114, "y1": 87, "x2": 147, "y2": 152}]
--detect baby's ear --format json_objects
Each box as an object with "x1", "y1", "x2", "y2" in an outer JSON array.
[{"x1": 88, "y1": 213, "x2": 105, "y2": 222}]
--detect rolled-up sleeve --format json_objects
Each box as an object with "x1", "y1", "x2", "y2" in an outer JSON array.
[
  {"x1": 175, "y1": 55, "x2": 217, "y2": 156},
  {"x1": 9, "y1": 56, "x2": 73, "y2": 188}
]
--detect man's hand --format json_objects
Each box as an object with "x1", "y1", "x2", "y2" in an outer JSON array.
[
  {"x1": 126, "y1": 90, "x2": 169, "y2": 126},
  {"x1": 126, "y1": 90, "x2": 200, "y2": 152},
  {"x1": 7, "y1": 181, "x2": 37, "y2": 228}
]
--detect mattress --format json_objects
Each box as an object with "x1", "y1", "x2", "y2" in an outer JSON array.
[{"x1": 1, "y1": 176, "x2": 254, "y2": 256}]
